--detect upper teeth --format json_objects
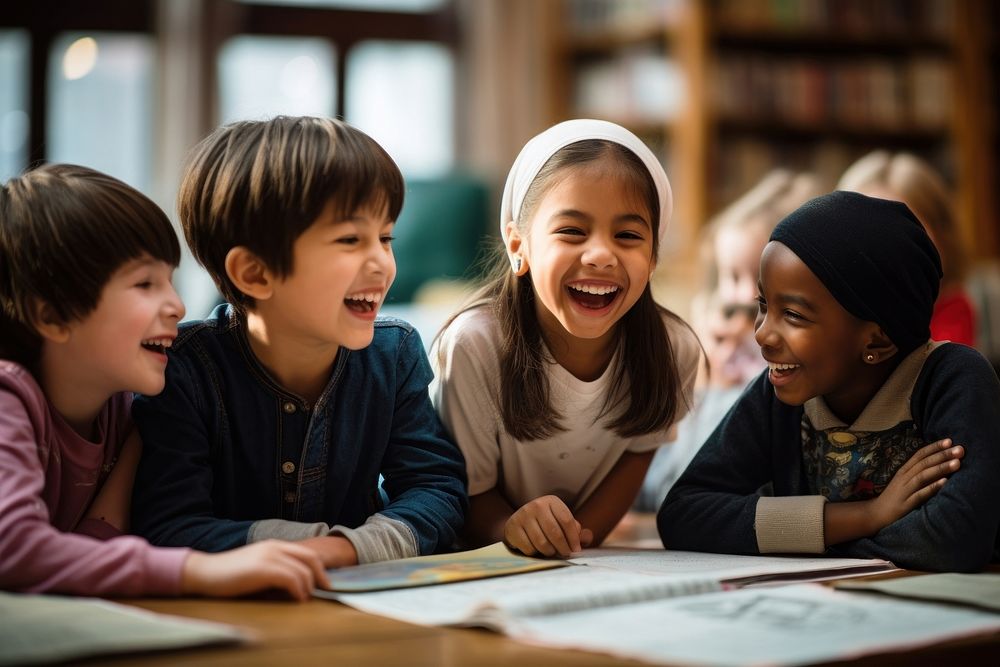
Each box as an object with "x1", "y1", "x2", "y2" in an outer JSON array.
[
  {"x1": 569, "y1": 284, "x2": 619, "y2": 295},
  {"x1": 346, "y1": 292, "x2": 380, "y2": 303},
  {"x1": 143, "y1": 338, "x2": 172, "y2": 348},
  {"x1": 768, "y1": 362, "x2": 799, "y2": 371}
]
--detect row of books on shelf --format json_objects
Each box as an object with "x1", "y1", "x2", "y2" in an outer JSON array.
[
  {"x1": 713, "y1": 0, "x2": 954, "y2": 39},
  {"x1": 712, "y1": 56, "x2": 953, "y2": 130},
  {"x1": 571, "y1": 51, "x2": 952, "y2": 132},
  {"x1": 565, "y1": 0, "x2": 955, "y2": 41}
]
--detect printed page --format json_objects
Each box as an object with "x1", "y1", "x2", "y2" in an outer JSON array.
[
  {"x1": 0, "y1": 593, "x2": 245, "y2": 666},
  {"x1": 509, "y1": 583, "x2": 1000, "y2": 667},
  {"x1": 836, "y1": 572, "x2": 1000, "y2": 612},
  {"x1": 572, "y1": 547, "x2": 895, "y2": 584},
  {"x1": 332, "y1": 564, "x2": 721, "y2": 629}
]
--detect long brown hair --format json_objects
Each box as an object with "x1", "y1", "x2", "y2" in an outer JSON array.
[{"x1": 441, "y1": 140, "x2": 689, "y2": 441}]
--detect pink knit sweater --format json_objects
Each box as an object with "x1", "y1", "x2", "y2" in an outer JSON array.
[{"x1": 0, "y1": 361, "x2": 189, "y2": 595}]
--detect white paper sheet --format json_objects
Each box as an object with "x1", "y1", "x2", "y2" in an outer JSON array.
[
  {"x1": 335, "y1": 564, "x2": 720, "y2": 628},
  {"x1": 0, "y1": 593, "x2": 246, "y2": 666},
  {"x1": 509, "y1": 583, "x2": 1000, "y2": 667}
]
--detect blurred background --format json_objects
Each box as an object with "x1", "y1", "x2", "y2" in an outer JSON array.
[{"x1": 1, "y1": 0, "x2": 998, "y2": 357}]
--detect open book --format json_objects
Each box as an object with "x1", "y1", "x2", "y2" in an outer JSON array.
[
  {"x1": 315, "y1": 542, "x2": 566, "y2": 594},
  {"x1": 324, "y1": 547, "x2": 1000, "y2": 666}
]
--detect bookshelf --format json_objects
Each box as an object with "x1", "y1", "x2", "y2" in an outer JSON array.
[{"x1": 551, "y1": 0, "x2": 999, "y2": 278}]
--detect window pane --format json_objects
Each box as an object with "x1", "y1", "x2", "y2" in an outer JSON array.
[
  {"x1": 0, "y1": 30, "x2": 29, "y2": 181},
  {"x1": 47, "y1": 32, "x2": 154, "y2": 192},
  {"x1": 345, "y1": 40, "x2": 453, "y2": 177},
  {"x1": 218, "y1": 36, "x2": 336, "y2": 124},
  {"x1": 237, "y1": 0, "x2": 445, "y2": 12}
]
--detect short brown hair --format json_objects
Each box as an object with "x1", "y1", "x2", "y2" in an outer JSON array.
[
  {"x1": 0, "y1": 163, "x2": 180, "y2": 365},
  {"x1": 177, "y1": 116, "x2": 404, "y2": 312}
]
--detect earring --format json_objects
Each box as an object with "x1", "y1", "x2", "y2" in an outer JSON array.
[
  {"x1": 865, "y1": 353, "x2": 876, "y2": 363},
  {"x1": 511, "y1": 256, "x2": 522, "y2": 274}
]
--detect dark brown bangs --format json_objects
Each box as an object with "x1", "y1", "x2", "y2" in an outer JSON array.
[
  {"x1": 1, "y1": 163, "x2": 179, "y2": 326},
  {"x1": 323, "y1": 121, "x2": 405, "y2": 224},
  {"x1": 179, "y1": 117, "x2": 403, "y2": 312}
]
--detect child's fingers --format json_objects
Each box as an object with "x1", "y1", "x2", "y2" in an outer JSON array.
[
  {"x1": 272, "y1": 541, "x2": 331, "y2": 587},
  {"x1": 259, "y1": 556, "x2": 310, "y2": 601},
  {"x1": 900, "y1": 439, "x2": 953, "y2": 474},
  {"x1": 910, "y1": 455, "x2": 961, "y2": 492},
  {"x1": 545, "y1": 502, "x2": 581, "y2": 554},
  {"x1": 908, "y1": 477, "x2": 948, "y2": 508},
  {"x1": 523, "y1": 518, "x2": 557, "y2": 557},
  {"x1": 505, "y1": 523, "x2": 538, "y2": 556},
  {"x1": 580, "y1": 528, "x2": 594, "y2": 548},
  {"x1": 534, "y1": 509, "x2": 572, "y2": 557}
]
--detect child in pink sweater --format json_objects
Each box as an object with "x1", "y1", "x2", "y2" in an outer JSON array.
[{"x1": 0, "y1": 164, "x2": 328, "y2": 598}]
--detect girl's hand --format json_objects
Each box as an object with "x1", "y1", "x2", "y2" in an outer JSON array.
[
  {"x1": 870, "y1": 438, "x2": 964, "y2": 531},
  {"x1": 503, "y1": 495, "x2": 593, "y2": 558},
  {"x1": 180, "y1": 540, "x2": 330, "y2": 601}
]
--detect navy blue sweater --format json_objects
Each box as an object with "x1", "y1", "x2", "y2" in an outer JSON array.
[{"x1": 658, "y1": 343, "x2": 1000, "y2": 572}]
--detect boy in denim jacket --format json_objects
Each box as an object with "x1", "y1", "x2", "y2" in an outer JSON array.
[{"x1": 132, "y1": 117, "x2": 467, "y2": 567}]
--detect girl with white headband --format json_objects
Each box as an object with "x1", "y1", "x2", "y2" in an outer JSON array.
[{"x1": 432, "y1": 120, "x2": 700, "y2": 557}]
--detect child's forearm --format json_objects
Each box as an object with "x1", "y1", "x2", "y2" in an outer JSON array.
[
  {"x1": 576, "y1": 450, "x2": 654, "y2": 546},
  {"x1": 464, "y1": 488, "x2": 515, "y2": 546},
  {"x1": 823, "y1": 500, "x2": 878, "y2": 546}
]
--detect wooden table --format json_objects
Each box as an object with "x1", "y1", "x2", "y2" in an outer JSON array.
[
  {"x1": 91, "y1": 588, "x2": 1000, "y2": 667},
  {"x1": 93, "y1": 518, "x2": 1000, "y2": 666}
]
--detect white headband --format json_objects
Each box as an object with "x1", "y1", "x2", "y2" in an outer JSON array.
[{"x1": 499, "y1": 119, "x2": 673, "y2": 258}]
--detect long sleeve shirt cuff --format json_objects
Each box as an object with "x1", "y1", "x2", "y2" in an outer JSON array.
[
  {"x1": 143, "y1": 547, "x2": 193, "y2": 596},
  {"x1": 330, "y1": 515, "x2": 418, "y2": 564},
  {"x1": 247, "y1": 519, "x2": 332, "y2": 542},
  {"x1": 754, "y1": 495, "x2": 827, "y2": 553}
]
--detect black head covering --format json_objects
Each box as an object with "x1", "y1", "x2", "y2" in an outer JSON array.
[{"x1": 769, "y1": 191, "x2": 943, "y2": 355}]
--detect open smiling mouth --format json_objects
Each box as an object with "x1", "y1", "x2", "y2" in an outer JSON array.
[
  {"x1": 344, "y1": 294, "x2": 380, "y2": 313},
  {"x1": 140, "y1": 338, "x2": 172, "y2": 354},
  {"x1": 566, "y1": 284, "x2": 620, "y2": 310}
]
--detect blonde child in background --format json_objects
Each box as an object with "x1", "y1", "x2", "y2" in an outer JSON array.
[
  {"x1": 635, "y1": 169, "x2": 821, "y2": 511},
  {"x1": 0, "y1": 164, "x2": 328, "y2": 598},
  {"x1": 432, "y1": 119, "x2": 701, "y2": 558},
  {"x1": 838, "y1": 151, "x2": 976, "y2": 347}
]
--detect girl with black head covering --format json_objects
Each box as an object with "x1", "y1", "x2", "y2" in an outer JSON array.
[{"x1": 658, "y1": 191, "x2": 1000, "y2": 572}]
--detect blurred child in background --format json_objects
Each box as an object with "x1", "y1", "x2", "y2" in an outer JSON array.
[
  {"x1": 635, "y1": 170, "x2": 820, "y2": 511},
  {"x1": 839, "y1": 151, "x2": 976, "y2": 347}
]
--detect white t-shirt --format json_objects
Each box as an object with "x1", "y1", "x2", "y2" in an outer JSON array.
[{"x1": 431, "y1": 307, "x2": 700, "y2": 510}]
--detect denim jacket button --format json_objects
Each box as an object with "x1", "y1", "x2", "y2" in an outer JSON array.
[
  {"x1": 282, "y1": 401, "x2": 297, "y2": 414},
  {"x1": 282, "y1": 461, "x2": 296, "y2": 474}
]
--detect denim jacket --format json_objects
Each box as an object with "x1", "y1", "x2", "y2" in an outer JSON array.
[{"x1": 131, "y1": 305, "x2": 467, "y2": 558}]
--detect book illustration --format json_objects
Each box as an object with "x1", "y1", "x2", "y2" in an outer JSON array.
[
  {"x1": 318, "y1": 542, "x2": 567, "y2": 594},
  {"x1": 676, "y1": 593, "x2": 868, "y2": 629},
  {"x1": 505, "y1": 585, "x2": 1000, "y2": 667}
]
